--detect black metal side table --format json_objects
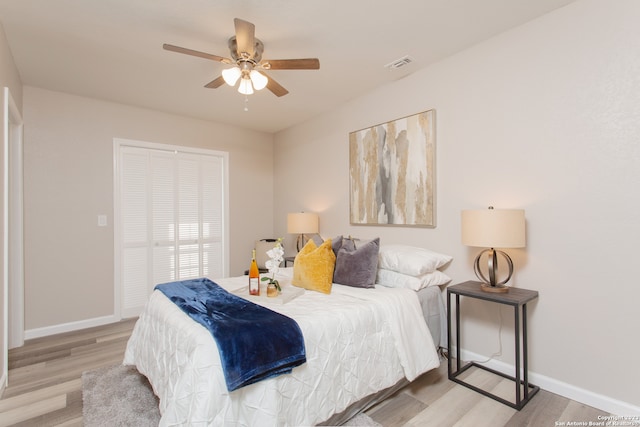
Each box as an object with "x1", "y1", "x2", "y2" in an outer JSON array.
[{"x1": 447, "y1": 280, "x2": 540, "y2": 410}]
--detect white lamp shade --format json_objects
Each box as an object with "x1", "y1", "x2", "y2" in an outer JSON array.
[
  {"x1": 461, "y1": 208, "x2": 525, "y2": 248},
  {"x1": 237, "y1": 77, "x2": 254, "y2": 95},
  {"x1": 221, "y1": 67, "x2": 241, "y2": 86},
  {"x1": 287, "y1": 212, "x2": 319, "y2": 234},
  {"x1": 250, "y1": 70, "x2": 268, "y2": 90}
]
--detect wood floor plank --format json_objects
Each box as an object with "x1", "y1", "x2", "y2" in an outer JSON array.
[
  {"x1": 53, "y1": 418, "x2": 82, "y2": 427},
  {"x1": 404, "y1": 369, "x2": 504, "y2": 427},
  {"x1": 5, "y1": 337, "x2": 127, "y2": 398},
  {"x1": 504, "y1": 389, "x2": 570, "y2": 427},
  {"x1": 8, "y1": 347, "x2": 74, "y2": 370},
  {"x1": 558, "y1": 400, "x2": 611, "y2": 424},
  {"x1": 0, "y1": 394, "x2": 66, "y2": 426},
  {"x1": 402, "y1": 363, "x2": 456, "y2": 405},
  {"x1": 12, "y1": 390, "x2": 82, "y2": 427},
  {"x1": 454, "y1": 379, "x2": 517, "y2": 427},
  {"x1": 8, "y1": 319, "x2": 137, "y2": 358},
  {"x1": 368, "y1": 391, "x2": 427, "y2": 426},
  {"x1": 0, "y1": 379, "x2": 80, "y2": 412},
  {"x1": 95, "y1": 330, "x2": 133, "y2": 343}
]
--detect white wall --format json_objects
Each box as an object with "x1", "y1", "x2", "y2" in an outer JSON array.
[
  {"x1": 0, "y1": 25, "x2": 22, "y2": 113},
  {"x1": 23, "y1": 87, "x2": 274, "y2": 332},
  {"x1": 274, "y1": 0, "x2": 640, "y2": 414}
]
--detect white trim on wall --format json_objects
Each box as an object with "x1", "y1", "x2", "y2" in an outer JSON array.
[
  {"x1": 24, "y1": 314, "x2": 120, "y2": 341},
  {"x1": 3, "y1": 86, "x2": 23, "y2": 394},
  {"x1": 6, "y1": 88, "x2": 23, "y2": 350}
]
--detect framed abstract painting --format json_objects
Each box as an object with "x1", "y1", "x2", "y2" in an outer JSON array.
[{"x1": 349, "y1": 109, "x2": 436, "y2": 227}]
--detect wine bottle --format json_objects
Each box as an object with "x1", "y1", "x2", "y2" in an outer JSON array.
[{"x1": 249, "y1": 249, "x2": 260, "y2": 295}]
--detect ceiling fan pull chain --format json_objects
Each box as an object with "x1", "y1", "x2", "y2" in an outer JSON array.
[{"x1": 244, "y1": 95, "x2": 249, "y2": 112}]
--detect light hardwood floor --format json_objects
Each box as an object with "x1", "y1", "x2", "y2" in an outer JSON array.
[
  {"x1": 0, "y1": 319, "x2": 609, "y2": 426},
  {"x1": 0, "y1": 319, "x2": 136, "y2": 426}
]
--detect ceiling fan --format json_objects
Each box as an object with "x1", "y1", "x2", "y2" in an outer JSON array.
[{"x1": 163, "y1": 18, "x2": 320, "y2": 97}]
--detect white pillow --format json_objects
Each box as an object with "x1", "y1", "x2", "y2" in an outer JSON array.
[
  {"x1": 378, "y1": 244, "x2": 453, "y2": 276},
  {"x1": 376, "y1": 268, "x2": 451, "y2": 290}
]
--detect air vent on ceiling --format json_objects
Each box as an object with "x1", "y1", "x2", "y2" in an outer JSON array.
[{"x1": 384, "y1": 55, "x2": 414, "y2": 69}]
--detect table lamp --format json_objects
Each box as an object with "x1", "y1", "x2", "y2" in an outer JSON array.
[
  {"x1": 287, "y1": 212, "x2": 319, "y2": 251},
  {"x1": 461, "y1": 206, "x2": 525, "y2": 293}
]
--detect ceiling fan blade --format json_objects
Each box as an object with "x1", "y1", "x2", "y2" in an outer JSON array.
[
  {"x1": 259, "y1": 71, "x2": 289, "y2": 97},
  {"x1": 261, "y1": 58, "x2": 320, "y2": 70},
  {"x1": 234, "y1": 18, "x2": 255, "y2": 57},
  {"x1": 204, "y1": 76, "x2": 226, "y2": 89},
  {"x1": 163, "y1": 43, "x2": 231, "y2": 63}
]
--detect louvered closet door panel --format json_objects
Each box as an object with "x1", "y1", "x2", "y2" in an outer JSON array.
[
  {"x1": 120, "y1": 148, "x2": 150, "y2": 312},
  {"x1": 151, "y1": 152, "x2": 176, "y2": 285},
  {"x1": 201, "y1": 155, "x2": 224, "y2": 278},
  {"x1": 153, "y1": 246, "x2": 175, "y2": 284},
  {"x1": 177, "y1": 155, "x2": 200, "y2": 279},
  {"x1": 151, "y1": 153, "x2": 175, "y2": 243},
  {"x1": 123, "y1": 247, "x2": 148, "y2": 311}
]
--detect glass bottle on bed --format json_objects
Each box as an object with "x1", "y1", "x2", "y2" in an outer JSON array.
[{"x1": 249, "y1": 249, "x2": 260, "y2": 295}]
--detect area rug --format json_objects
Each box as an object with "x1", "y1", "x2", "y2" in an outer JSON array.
[
  {"x1": 82, "y1": 365, "x2": 160, "y2": 426},
  {"x1": 82, "y1": 364, "x2": 382, "y2": 426}
]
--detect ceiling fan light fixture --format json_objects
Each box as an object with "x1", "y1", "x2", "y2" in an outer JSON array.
[
  {"x1": 222, "y1": 66, "x2": 242, "y2": 86},
  {"x1": 164, "y1": 18, "x2": 319, "y2": 99},
  {"x1": 238, "y1": 77, "x2": 254, "y2": 95},
  {"x1": 249, "y1": 70, "x2": 268, "y2": 90}
]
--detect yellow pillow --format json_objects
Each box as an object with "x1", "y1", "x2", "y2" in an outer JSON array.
[{"x1": 292, "y1": 239, "x2": 336, "y2": 294}]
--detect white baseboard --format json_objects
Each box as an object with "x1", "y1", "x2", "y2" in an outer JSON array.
[
  {"x1": 455, "y1": 347, "x2": 640, "y2": 416},
  {"x1": 24, "y1": 314, "x2": 120, "y2": 340}
]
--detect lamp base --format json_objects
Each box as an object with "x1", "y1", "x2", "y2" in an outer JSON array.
[
  {"x1": 480, "y1": 283, "x2": 509, "y2": 293},
  {"x1": 473, "y1": 248, "x2": 514, "y2": 289},
  {"x1": 296, "y1": 234, "x2": 309, "y2": 252}
]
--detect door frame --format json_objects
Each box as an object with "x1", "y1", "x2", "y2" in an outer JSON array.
[
  {"x1": 113, "y1": 138, "x2": 230, "y2": 319},
  {"x1": 3, "y1": 87, "x2": 24, "y2": 390}
]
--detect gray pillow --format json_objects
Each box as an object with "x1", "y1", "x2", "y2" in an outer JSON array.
[
  {"x1": 333, "y1": 237, "x2": 380, "y2": 288},
  {"x1": 311, "y1": 234, "x2": 343, "y2": 257},
  {"x1": 331, "y1": 235, "x2": 343, "y2": 257}
]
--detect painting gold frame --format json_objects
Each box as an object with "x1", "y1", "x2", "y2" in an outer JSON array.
[{"x1": 349, "y1": 109, "x2": 436, "y2": 227}]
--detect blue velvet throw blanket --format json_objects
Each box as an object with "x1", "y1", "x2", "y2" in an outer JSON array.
[{"x1": 155, "y1": 278, "x2": 306, "y2": 392}]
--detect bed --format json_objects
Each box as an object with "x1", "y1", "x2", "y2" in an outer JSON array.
[{"x1": 124, "y1": 242, "x2": 451, "y2": 426}]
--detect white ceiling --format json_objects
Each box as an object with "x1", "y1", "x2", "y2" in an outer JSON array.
[{"x1": 0, "y1": 0, "x2": 575, "y2": 133}]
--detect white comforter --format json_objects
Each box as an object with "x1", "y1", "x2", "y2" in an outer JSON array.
[{"x1": 123, "y1": 270, "x2": 440, "y2": 426}]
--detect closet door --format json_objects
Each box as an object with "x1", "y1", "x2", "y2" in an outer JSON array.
[{"x1": 117, "y1": 141, "x2": 227, "y2": 318}]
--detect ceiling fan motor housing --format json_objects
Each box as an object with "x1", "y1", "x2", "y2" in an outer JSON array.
[{"x1": 228, "y1": 37, "x2": 264, "y2": 63}]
